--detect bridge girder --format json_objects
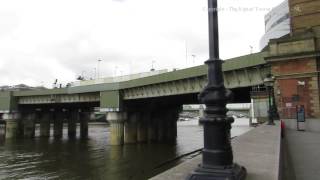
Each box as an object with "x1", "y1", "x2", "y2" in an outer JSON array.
[
  {"x1": 18, "y1": 92, "x2": 99, "y2": 105},
  {"x1": 122, "y1": 65, "x2": 270, "y2": 100}
]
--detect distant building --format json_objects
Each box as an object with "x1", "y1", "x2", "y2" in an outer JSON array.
[
  {"x1": 0, "y1": 84, "x2": 46, "y2": 91},
  {"x1": 260, "y1": 0, "x2": 290, "y2": 50}
]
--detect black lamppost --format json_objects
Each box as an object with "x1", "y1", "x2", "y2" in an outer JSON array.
[
  {"x1": 187, "y1": 0, "x2": 246, "y2": 179},
  {"x1": 264, "y1": 75, "x2": 275, "y2": 125}
]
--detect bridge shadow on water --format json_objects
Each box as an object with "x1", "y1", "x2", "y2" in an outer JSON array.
[
  {"x1": 0, "y1": 122, "x2": 206, "y2": 180},
  {"x1": 0, "y1": 121, "x2": 250, "y2": 179}
]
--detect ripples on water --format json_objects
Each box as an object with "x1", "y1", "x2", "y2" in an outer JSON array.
[{"x1": 0, "y1": 120, "x2": 252, "y2": 180}]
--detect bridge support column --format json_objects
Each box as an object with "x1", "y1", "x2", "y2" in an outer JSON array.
[
  {"x1": 0, "y1": 122, "x2": 5, "y2": 139},
  {"x1": 54, "y1": 110, "x2": 63, "y2": 138},
  {"x1": 137, "y1": 112, "x2": 148, "y2": 143},
  {"x1": 80, "y1": 111, "x2": 90, "y2": 138},
  {"x1": 23, "y1": 113, "x2": 35, "y2": 138},
  {"x1": 40, "y1": 112, "x2": 51, "y2": 137},
  {"x1": 157, "y1": 114, "x2": 166, "y2": 142},
  {"x1": 148, "y1": 113, "x2": 158, "y2": 142},
  {"x1": 68, "y1": 111, "x2": 77, "y2": 138},
  {"x1": 199, "y1": 105, "x2": 205, "y2": 119},
  {"x1": 107, "y1": 112, "x2": 126, "y2": 145},
  {"x1": 166, "y1": 109, "x2": 179, "y2": 142},
  {"x1": 124, "y1": 112, "x2": 138, "y2": 144},
  {"x1": 3, "y1": 113, "x2": 20, "y2": 139}
]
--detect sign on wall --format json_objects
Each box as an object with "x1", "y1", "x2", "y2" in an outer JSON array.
[{"x1": 296, "y1": 105, "x2": 305, "y2": 131}]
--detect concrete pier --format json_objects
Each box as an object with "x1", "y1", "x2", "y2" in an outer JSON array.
[
  {"x1": 157, "y1": 117, "x2": 165, "y2": 142},
  {"x1": 199, "y1": 105, "x2": 205, "y2": 118},
  {"x1": 54, "y1": 111, "x2": 63, "y2": 138},
  {"x1": 124, "y1": 112, "x2": 138, "y2": 144},
  {"x1": 23, "y1": 113, "x2": 35, "y2": 138},
  {"x1": 165, "y1": 111, "x2": 178, "y2": 142},
  {"x1": 5, "y1": 120, "x2": 19, "y2": 139},
  {"x1": 3, "y1": 113, "x2": 20, "y2": 139},
  {"x1": 80, "y1": 111, "x2": 90, "y2": 138},
  {"x1": 137, "y1": 112, "x2": 148, "y2": 143},
  {"x1": 0, "y1": 123, "x2": 5, "y2": 138},
  {"x1": 107, "y1": 112, "x2": 126, "y2": 145},
  {"x1": 40, "y1": 113, "x2": 50, "y2": 137},
  {"x1": 148, "y1": 115, "x2": 158, "y2": 142},
  {"x1": 68, "y1": 111, "x2": 77, "y2": 138}
]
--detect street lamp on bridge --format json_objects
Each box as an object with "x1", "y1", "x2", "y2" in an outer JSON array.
[
  {"x1": 187, "y1": 0, "x2": 246, "y2": 179},
  {"x1": 97, "y1": 58, "x2": 102, "y2": 78},
  {"x1": 264, "y1": 74, "x2": 276, "y2": 125}
]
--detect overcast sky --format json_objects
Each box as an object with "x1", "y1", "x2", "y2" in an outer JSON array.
[{"x1": 0, "y1": 0, "x2": 283, "y2": 87}]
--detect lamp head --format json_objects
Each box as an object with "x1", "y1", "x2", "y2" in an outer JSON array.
[{"x1": 263, "y1": 75, "x2": 275, "y2": 87}]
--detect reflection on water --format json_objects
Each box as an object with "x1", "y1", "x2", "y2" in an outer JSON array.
[{"x1": 0, "y1": 120, "x2": 251, "y2": 180}]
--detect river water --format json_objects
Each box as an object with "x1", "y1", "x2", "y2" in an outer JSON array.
[{"x1": 0, "y1": 119, "x2": 251, "y2": 180}]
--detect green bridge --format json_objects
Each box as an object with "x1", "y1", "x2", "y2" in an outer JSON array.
[{"x1": 0, "y1": 52, "x2": 270, "y2": 144}]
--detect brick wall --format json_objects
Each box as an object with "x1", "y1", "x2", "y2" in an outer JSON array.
[
  {"x1": 272, "y1": 57, "x2": 320, "y2": 118},
  {"x1": 289, "y1": 0, "x2": 320, "y2": 34},
  {"x1": 272, "y1": 58, "x2": 317, "y2": 75}
]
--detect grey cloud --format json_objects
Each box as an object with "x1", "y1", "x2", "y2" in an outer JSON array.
[
  {"x1": 0, "y1": 0, "x2": 280, "y2": 87},
  {"x1": 36, "y1": 33, "x2": 139, "y2": 79},
  {"x1": 162, "y1": 29, "x2": 208, "y2": 57}
]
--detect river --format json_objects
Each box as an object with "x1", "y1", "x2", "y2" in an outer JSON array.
[{"x1": 0, "y1": 119, "x2": 252, "y2": 180}]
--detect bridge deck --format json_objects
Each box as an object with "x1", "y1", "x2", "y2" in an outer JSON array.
[
  {"x1": 12, "y1": 52, "x2": 267, "y2": 97},
  {"x1": 0, "y1": 52, "x2": 269, "y2": 110}
]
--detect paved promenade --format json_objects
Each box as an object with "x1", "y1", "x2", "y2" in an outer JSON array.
[
  {"x1": 151, "y1": 123, "x2": 281, "y2": 180},
  {"x1": 284, "y1": 128, "x2": 320, "y2": 180}
]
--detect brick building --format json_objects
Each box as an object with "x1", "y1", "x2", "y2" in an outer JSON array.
[{"x1": 266, "y1": 0, "x2": 320, "y2": 118}]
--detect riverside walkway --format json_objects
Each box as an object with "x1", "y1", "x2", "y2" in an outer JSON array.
[
  {"x1": 284, "y1": 128, "x2": 320, "y2": 180},
  {"x1": 150, "y1": 123, "x2": 282, "y2": 180}
]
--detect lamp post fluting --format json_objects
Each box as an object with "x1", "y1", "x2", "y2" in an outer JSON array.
[{"x1": 187, "y1": 0, "x2": 246, "y2": 179}]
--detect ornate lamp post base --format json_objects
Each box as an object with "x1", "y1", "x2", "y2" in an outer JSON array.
[
  {"x1": 187, "y1": 0, "x2": 247, "y2": 179},
  {"x1": 188, "y1": 163, "x2": 246, "y2": 180},
  {"x1": 267, "y1": 120, "x2": 275, "y2": 126},
  {"x1": 267, "y1": 107, "x2": 275, "y2": 125}
]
